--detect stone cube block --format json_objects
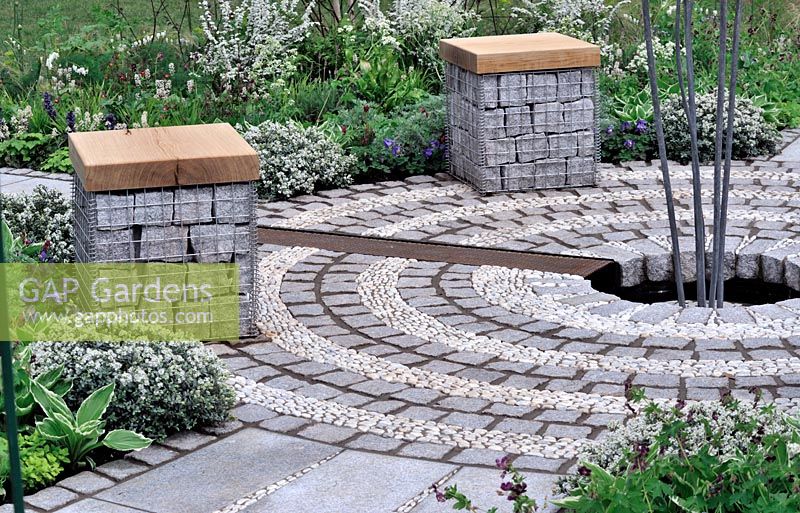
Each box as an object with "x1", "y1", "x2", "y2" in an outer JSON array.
[
  {"x1": 548, "y1": 133, "x2": 578, "y2": 158},
  {"x1": 174, "y1": 186, "x2": 214, "y2": 224},
  {"x1": 485, "y1": 138, "x2": 516, "y2": 166},
  {"x1": 501, "y1": 163, "x2": 535, "y2": 190},
  {"x1": 578, "y1": 130, "x2": 595, "y2": 157},
  {"x1": 484, "y1": 109, "x2": 506, "y2": 140},
  {"x1": 535, "y1": 160, "x2": 567, "y2": 188},
  {"x1": 516, "y1": 134, "x2": 549, "y2": 163},
  {"x1": 533, "y1": 102, "x2": 563, "y2": 133},
  {"x1": 505, "y1": 106, "x2": 532, "y2": 137},
  {"x1": 528, "y1": 73, "x2": 557, "y2": 103},
  {"x1": 498, "y1": 73, "x2": 526, "y2": 107},
  {"x1": 563, "y1": 98, "x2": 594, "y2": 131},
  {"x1": 557, "y1": 70, "x2": 582, "y2": 101},
  {"x1": 215, "y1": 183, "x2": 252, "y2": 223},
  {"x1": 481, "y1": 75, "x2": 499, "y2": 108},
  {"x1": 190, "y1": 224, "x2": 250, "y2": 263},
  {"x1": 96, "y1": 193, "x2": 134, "y2": 230},
  {"x1": 140, "y1": 225, "x2": 188, "y2": 262},
  {"x1": 567, "y1": 157, "x2": 596, "y2": 186},
  {"x1": 482, "y1": 166, "x2": 502, "y2": 192},
  {"x1": 134, "y1": 189, "x2": 173, "y2": 226},
  {"x1": 581, "y1": 69, "x2": 596, "y2": 97},
  {"x1": 95, "y1": 228, "x2": 134, "y2": 261}
]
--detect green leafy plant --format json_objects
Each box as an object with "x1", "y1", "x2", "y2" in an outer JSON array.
[
  {"x1": 0, "y1": 132, "x2": 54, "y2": 168},
  {"x1": 39, "y1": 147, "x2": 72, "y2": 173},
  {"x1": 0, "y1": 219, "x2": 46, "y2": 263},
  {"x1": 0, "y1": 343, "x2": 72, "y2": 427},
  {"x1": 31, "y1": 380, "x2": 152, "y2": 468},
  {"x1": 1, "y1": 186, "x2": 73, "y2": 262},
  {"x1": 32, "y1": 333, "x2": 236, "y2": 440},
  {"x1": 554, "y1": 389, "x2": 800, "y2": 513}
]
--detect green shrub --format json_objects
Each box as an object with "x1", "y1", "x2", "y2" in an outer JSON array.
[
  {"x1": 241, "y1": 120, "x2": 355, "y2": 199},
  {"x1": 555, "y1": 397, "x2": 800, "y2": 512},
  {"x1": 1, "y1": 432, "x2": 69, "y2": 495},
  {"x1": 661, "y1": 92, "x2": 780, "y2": 163},
  {"x1": 0, "y1": 185, "x2": 73, "y2": 262},
  {"x1": 31, "y1": 339, "x2": 235, "y2": 441},
  {"x1": 329, "y1": 94, "x2": 446, "y2": 179}
]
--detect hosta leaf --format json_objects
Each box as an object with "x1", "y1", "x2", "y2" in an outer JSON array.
[
  {"x1": 102, "y1": 430, "x2": 152, "y2": 452},
  {"x1": 31, "y1": 380, "x2": 72, "y2": 421},
  {"x1": 76, "y1": 382, "x2": 115, "y2": 425}
]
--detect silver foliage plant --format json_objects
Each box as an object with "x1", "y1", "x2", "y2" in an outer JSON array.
[
  {"x1": 31, "y1": 340, "x2": 236, "y2": 441},
  {"x1": 241, "y1": 120, "x2": 356, "y2": 199},
  {"x1": 198, "y1": 0, "x2": 315, "y2": 99},
  {"x1": 643, "y1": 0, "x2": 744, "y2": 308},
  {"x1": 557, "y1": 400, "x2": 794, "y2": 495},
  {"x1": 0, "y1": 186, "x2": 73, "y2": 263}
]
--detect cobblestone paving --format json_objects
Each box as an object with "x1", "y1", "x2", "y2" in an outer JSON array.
[{"x1": 12, "y1": 131, "x2": 800, "y2": 513}]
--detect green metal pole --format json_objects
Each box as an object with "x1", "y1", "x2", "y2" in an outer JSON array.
[{"x1": 0, "y1": 192, "x2": 25, "y2": 511}]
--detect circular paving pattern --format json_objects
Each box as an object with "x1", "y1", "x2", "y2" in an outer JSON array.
[{"x1": 227, "y1": 130, "x2": 800, "y2": 473}]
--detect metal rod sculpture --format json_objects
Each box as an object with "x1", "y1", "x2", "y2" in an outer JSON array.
[
  {"x1": 709, "y1": 0, "x2": 728, "y2": 305},
  {"x1": 646, "y1": 0, "x2": 743, "y2": 308},
  {"x1": 713, "y1": 0, "x2": 743, "y2": 307},
  {"x1": 0, "y1": 216, "x2": 26, "y2": 511},
  {"x1": 641, "y1": 0, "x2": 685, "y2": 306}
]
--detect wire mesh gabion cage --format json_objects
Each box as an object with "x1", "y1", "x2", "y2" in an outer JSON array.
[
  {"x1": 72, "y1": 178, "x2": 257, "y2": 337},
  {"x1": 444, "y1": 62, "x2": 599, "y2": 194}
]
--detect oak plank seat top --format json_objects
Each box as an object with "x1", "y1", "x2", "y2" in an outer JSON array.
[
  {"x1": 68, "y1": 123, "x2": 260, "y2": 192},
  {"x1": 439, "y1": 33, "x2": 601, "y2": 75}
]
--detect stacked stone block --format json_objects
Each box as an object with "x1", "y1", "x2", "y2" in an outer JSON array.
[
  {"x1": 445, "y1": 63, "x2": 597, "y2": 193},
  {"x1": 73, "y1": 179, "x2": 257, "y2": 336}
]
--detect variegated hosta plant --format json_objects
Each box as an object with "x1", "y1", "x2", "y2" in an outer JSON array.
[{"x1": 31, "y1": 381, "x2": 151, "y2": 469}]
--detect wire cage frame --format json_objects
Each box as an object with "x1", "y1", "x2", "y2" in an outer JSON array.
[
  {"x1": 445, "y1": 63, "x2": 600, "y2": 194},
  {"x1": 72, "y1": 177, "x2": 258, "y2": 338}
]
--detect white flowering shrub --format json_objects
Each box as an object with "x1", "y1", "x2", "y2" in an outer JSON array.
[
  {"x1": 558, "y1": 398, "x2": 791, "y2": 495},
  {"x1": 198, "y1": 0, "x2": 315, "y2": 98},
  {"x1": 1, "y1": 186, "x2": 73, "y2": 262},
  {"x1": 388, "y1": 0, "x2": 479, "y2": 81},
  {"x1": 512, "y1": 0, "x2": 629, "y2": 77},
  {"x1": 31, "y1": 339, "x2": 235, "y2": 440},
  {"x1": 662, "y1": 92, "x2": 779, "y2": 163},
  {"x1": 241, "y1": 120, "x2": 355, "y2": 199}
]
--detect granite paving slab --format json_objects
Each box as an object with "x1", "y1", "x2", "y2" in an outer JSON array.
[{"x1": 95, "y1": 429, "x2": 338, "y2": 513}]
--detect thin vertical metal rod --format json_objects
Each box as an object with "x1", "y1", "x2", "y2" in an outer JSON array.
[
  {"x1": 1, "y1": 344, "x2": 24, "y2": 512},
  {"x1": 0, "y1": 216, "x2": 25, "y2": 511},
  {"x1": 716, "y1": 0, "x2": 743, "y2": 308},
  {"x1": 683, "y1": 0, "x2": 707, "y2": 306},
  {"x1": 709, "y1": 0, "x2": 728, "y2": 305},
  {"x1": 643, "y1": 0, "x2": 685, "y2": 306}
]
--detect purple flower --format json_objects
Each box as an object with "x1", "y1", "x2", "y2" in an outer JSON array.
[
  {"x1": 66, "y1": 111, "x2": 76, "y2": 132},
  {"x1": 578, "y1": 465, "x2": 592, "y2": 477},
  {"x1": 495, "y1": 455, "x2": 510, "y2": 470},
  {"x1": 620, "y1": 121, "x2": 633, "y2": 132},
  {"x1": 432, "y1": 485, "x2": 445, "y2": 503},
  {"x1": 635, "y1": 119, "x2": 648, "y2": 134},
  {"x1": 423, "y1": 147, "x2": 435, "y2": 159},
  {"x1": 500, "y1": 481, "x2": 514, "y2": 491},
  {"x1": 39, "y1": 249, "x2": 48, "y2": 262},
  {"x1": 429, "y1": 139, "x2": 440, "y2": 149},
  {"x1": 43, "y1": 92, "x2": 57, "y2": 120},
  {"x1": 383, "y1": 138, "x2": 395, "y2": 149},
  {"x1": 391, "y1": 144, "x2": 401, "y2": 157},
  {"x1": 105, "y1": 113, "x2": 117, "y2": 130},
  {"x1": 605, "y1": 125, "x2": 614, "y2": 135},
  {"x1": 624, "y1": 139, "x2": 635, "y2": 150}
]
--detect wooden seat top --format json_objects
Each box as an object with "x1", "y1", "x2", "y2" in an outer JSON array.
[
  {"x1": 439, "y1": 33, "x2": 600, "y2": 75},
  {"x1": 68, "y1": 123, "x2": 260, "y2": 192}
]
